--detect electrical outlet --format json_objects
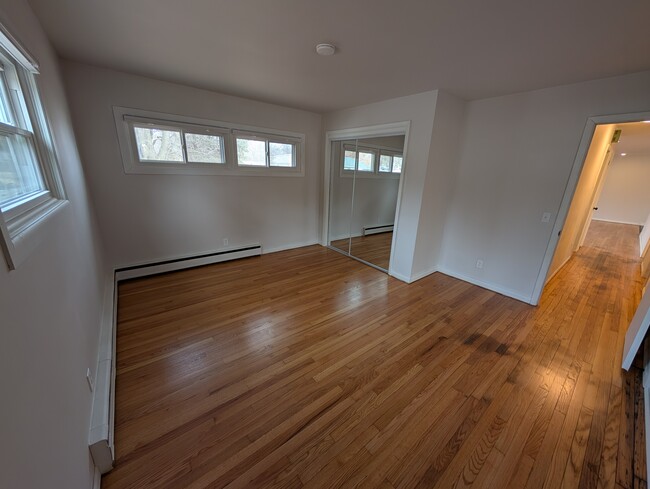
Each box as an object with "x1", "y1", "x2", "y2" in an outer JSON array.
[
  {"x1": 223, "y1": 238, "x2": 229, "y2": 247},
  {"x1": 476, "y1": 259, "x2": 484, "y2": 269},
  {"x1": 541, "y1": 212, "x2": 551, "y2": 223},
  {"x1": 86, "y1": 368, "x2": 94, "y2": 392}
]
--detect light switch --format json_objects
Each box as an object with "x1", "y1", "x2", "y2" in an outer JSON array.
[{"x1": 541, "y1": 212, "x2": 551, "y2": 223}]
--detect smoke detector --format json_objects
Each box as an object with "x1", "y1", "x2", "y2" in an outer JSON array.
[{"x1": 316, "y1": 43, "x2": 336, "y2": 56}]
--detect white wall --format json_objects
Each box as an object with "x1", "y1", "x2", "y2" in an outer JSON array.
[
  {"x1": 441, "y1": 70, "x2": 650, "y2": 303},
  {"x1": 0, "y1": 1, "x2": 108, "y2": 488},
  {"x1": 61, "y1": 61, "x2": 323, "y2": 268},
  {"x1": 328, "y1": 137, "x2": 403, "y2": 241},
  {"x1": 413, "y1": 91, "x2": 465, "y2": 279},
  {"x1": 594, "y1": 153, "x2": 650, "y2": 225},
  {"x1": 548, "y1": 125, "x2": 614, "y2": 278},
  {"x1": 324, "y1": 91, "x2": 439, "y2": 281}
]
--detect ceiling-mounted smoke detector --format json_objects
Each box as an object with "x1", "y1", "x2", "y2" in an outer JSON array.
[{"x1": 316, "y1": 43, "x2": 336, "y2": 56}]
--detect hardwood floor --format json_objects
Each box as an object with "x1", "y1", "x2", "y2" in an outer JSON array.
[
  {"x1": 104, "y1": 220, "x2": 646, "y2": 488},
  {"x1": 330, "y1": 231, "x2": 393, "y2": 270}
]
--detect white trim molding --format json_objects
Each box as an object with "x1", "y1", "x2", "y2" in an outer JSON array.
[{"x1": 438, "y1": 267, "x2": 533, "y2": 304}]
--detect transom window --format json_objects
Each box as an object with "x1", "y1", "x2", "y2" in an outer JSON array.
[
  {"x1": 378, "y1": 152, "x2": 403, "y2": 174},
  {"x1": 342, "y1": 143, "x2": 403, "y2": 177},
  {"x1": 115, "y1": 107, "x2": 304, "y2": 177},
  {"x1": 128, "y1": 118, "x2": 227, "y2": 165},
  {"x1": 234, "y1": 132, "x2": 297, "y2": 168},
  {"x1": 342, "y1": 146, "x2": 376, "y2": 173},
  {"x1": 0, "y1": 25, "x2": 66, "y2": 270}
]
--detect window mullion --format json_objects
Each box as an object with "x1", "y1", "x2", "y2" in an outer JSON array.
[{"x1": 180, "y1": 129, "x2": 189, "y2": 164}]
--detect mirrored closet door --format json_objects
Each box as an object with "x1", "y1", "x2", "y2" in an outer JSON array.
[{"x1": 328, "y1": 135, "x2": 405, "y2": 272}]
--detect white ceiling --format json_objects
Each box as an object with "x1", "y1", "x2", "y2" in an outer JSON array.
[
  {"x1": 614, "y1": 122, "x2": 650, "y2": 159},
  {"x1": 26, "y1": 0, "x2": 650, "y2": 112}
]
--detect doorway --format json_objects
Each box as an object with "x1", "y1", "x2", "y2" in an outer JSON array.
[
  {"x1": 534, "y1": 115, "x2": 650, "y2": 370},
  {"x1": 534, "y1": 114, "x2": 650, "y2": 303},
  {"x1": 543, "y1": 121, "x2": 650, "y2": 288},
  {"x1": 322, "y1": 122, "x2": 409, "y2": 274}
]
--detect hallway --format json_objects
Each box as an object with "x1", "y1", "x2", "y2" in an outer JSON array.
[
  {"x1": 538, "y1": 219, "x2": 645, "y2": 488},
  {"x1": 105, "y1": 221, "x2": 646, "y2": 488}
]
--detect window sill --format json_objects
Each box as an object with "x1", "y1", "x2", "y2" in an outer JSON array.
[
  {"x1": 122, "y1": 162, "x2": 305, "y2": 178},
  {"x1": 1, "y1": 197, "x2": 68, "y2": 270}
]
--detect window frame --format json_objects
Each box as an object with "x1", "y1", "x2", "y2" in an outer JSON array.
[
  {"x1": 391, "y1": 154, "x2": 403, "y2": 174},
  {"x1": 126, "y1": 116, "x2": 229, "y2": 166},
  {"x1": 114, "y1": 107, "x2": 305, "y2": 177},
  {"x1": 233, "y1": 130, "x2": 299, "y2": 170},
  {"x1": 377, "y1": 149, "x2": 404, "y2": 174},
  {"x1": 340, "y1": 143, "x2": 402, "y2": 179},
  {"x1": 0, "y1": 25, "x2": 67, "y2": 270}
]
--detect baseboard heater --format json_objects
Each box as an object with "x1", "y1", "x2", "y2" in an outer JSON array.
[
  {"x1": 114, "y1": 244, "x2": 262, "y2": 281},
  {"x1": 89, "y1": 244, "x2": 262, "y2": 476},
  {"x1": 363, "y1": 224, "x2": 394, "y2": 236}
]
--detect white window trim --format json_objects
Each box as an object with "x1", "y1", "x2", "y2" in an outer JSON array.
[
  {"x1": 0, "y1": 24, "x2": 67, "y2": 271},
  {"x1": 125, "y1": 115, "x2": 230, "y2": 165},
  {"x1": 233, "y1": 130, "x2": 299, "y2": 170},
  {"x1": 378, "y1": 150, "x2": 404, "y2": 174},
  {"x1": 114, "y1": 106, "x2": 305, "y2": 177},
  {"x1": 340, "y1": 142, "x2": 402, "y2": 180}
]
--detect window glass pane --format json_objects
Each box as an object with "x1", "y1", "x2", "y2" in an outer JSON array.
[
  {"x1": 392, "y1": 156, "x2": 403, "y2": 173},
  {"x1": 134, "y1": 126, "x2": 183, "y2": 162},
  {"x1": 0, "y1": 76, "x2": 15, "y2": 126},
  {"x1": 185, "y1": 133, "x2": 224, "y2": 164},
  {"x1": 344, "y1": 150, "x2": 356, "y2": 170},
  {"x1": 379, "y1": 155, "x2": 392, "y2": 172},
  {"x1": 237, "y1": 138, "x2": 266, "y2": 166},
  {"x1": 269, "y1": 142, "x2": 294, "y2": 167},
  {"x1": 357, "y1": 151, "x2": 374, "y2": 172},
  {"x1": 0, "y1": 132, "x2": 45, "y2": 209}
]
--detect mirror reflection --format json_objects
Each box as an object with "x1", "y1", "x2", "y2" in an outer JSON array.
[{"x1": 328, "y1": 135, "x2": 405, "y2": 271}]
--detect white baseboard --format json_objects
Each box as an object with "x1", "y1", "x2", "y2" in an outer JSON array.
[
  {"x1": 437, "y1": 267, "x2": 533, "y2": 304},
  {"x1": 114, "y1": 244, "x2": 262, "y2": 281},
  {"x1": 389, "y1": 270, "x2": 411, "y2": 283},
  {"x1": 262, "y1": 240, "x2": 320, "y2": 254},
  {"x1": 88, "y1": 274, "x2": 116, "y2": 475},
  {"x1": 592, "y1": 217, "x2": 644, "y2": 226},
  {"x1": 409, "y1": 266, "x2": 439, "y2": 283},
  {"x1": 545, "y1": 254, "x2": 572, "y2": 284},
  {"x1": 329, "y1": 232, "x2": 364, "y2": 242},
  {"x1": 389, "y1": 266, "x2": 438, "y2": 284},
  {"x1": 363, "y1": 224, "x2": 394, "y2": 236},
  {"x1": 92, "y1": 466, "x2": 101, "y2": 489}
]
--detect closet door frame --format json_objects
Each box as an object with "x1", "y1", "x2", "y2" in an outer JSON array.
[{"x1": 322, "y1": 121, "x2": 410, "y2": 277}]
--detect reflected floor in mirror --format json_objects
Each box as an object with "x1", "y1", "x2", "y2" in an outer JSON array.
[{"x1": 330, "y1": 231, "x2": 392, "y2": 271}]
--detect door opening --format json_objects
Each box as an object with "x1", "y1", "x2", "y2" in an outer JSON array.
[{"x1": 533, "y1": 115, "x2": 650, "y2": 371}]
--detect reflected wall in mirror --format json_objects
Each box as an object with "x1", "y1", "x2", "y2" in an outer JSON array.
[{"x1": 328, "y1": 135, "x2": 405, "y2": 271}]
